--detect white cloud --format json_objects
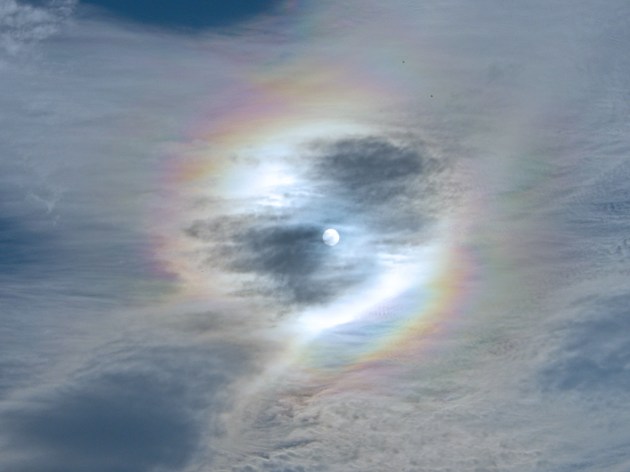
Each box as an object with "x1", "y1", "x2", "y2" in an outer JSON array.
[{"x1": 0, "y1": 0, "x2": 75, "y2": 56}]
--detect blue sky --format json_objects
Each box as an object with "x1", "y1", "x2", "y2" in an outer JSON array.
[
  {"x1": 22, "y1": 0, "x2": 283, "y2": 30},
  {"x1": 79, "y1": 0, "x2": 283, "y2": 30},
  {"x1": 1, "y1": 1, "x2": 630, "y2": 471}
]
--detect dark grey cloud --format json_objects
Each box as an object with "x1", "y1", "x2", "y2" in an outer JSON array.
[
  {"x1": 540, "y1": 294, "x2": 630, "y2": 392},
  {"x1": 308, "y1": 137, "x2": 442, "y2": 235},
  {"x1": 1, "y1": 342, "x2": 249, "y2": 472},
  {"x1": 0, "y1": 213, "x2": 55, "y2": 274},
  {"x1": 0, "y1": 212, "x2": 157, "y2": 305},
  {"x1": 5, "y1": 377, "x2": 196, "y2": 472},
  {"x1": 74, "y1": 0, "x2": 285, "y2": 31},
  {"x1": 0, "y1": 158, "x2": 161, "y2": 306},
  {"x1": 187, "y1": 216, "x2": 366, "y2": 307},
  {"x1": 312, "y1": 137, "x2": 424, "y2": 203},
  {"x1": 0, "y1": 159, "x2": 60, "y2": 280}
]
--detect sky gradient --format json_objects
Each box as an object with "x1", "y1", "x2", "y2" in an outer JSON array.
[{"x1": 1, "y1": 1, "x2": 630, "y2": 471}]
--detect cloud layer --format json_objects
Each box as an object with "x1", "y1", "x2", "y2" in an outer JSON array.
[
  {"x1": 183, "y1": 135, "x2": 443, "y2": 309},
  {"x1": 1, "y1": 1, "x2": 630, "y2": 471}
]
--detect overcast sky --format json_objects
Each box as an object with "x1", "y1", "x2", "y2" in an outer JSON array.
[{"x1": 1, "y1": 1, "x2": 630, "y2": 471}]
